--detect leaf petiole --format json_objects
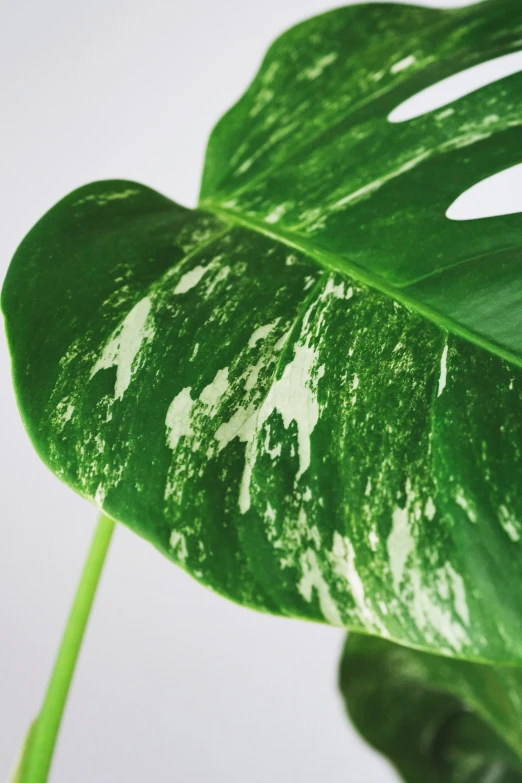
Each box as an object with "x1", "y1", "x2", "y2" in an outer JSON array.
[{"x1": 13, "y1": 514, "x2": 115, "y2": 783}]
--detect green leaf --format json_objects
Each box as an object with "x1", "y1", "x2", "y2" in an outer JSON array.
[
  {"x1": 4, "y1": 0, "x2": 522, "y2": 663},
  {"x1": 339, "y1": 634, "x2": 522, "y2": 783},
  {"x1": 201, "y1": 0, "x2": 522, "y2": 367}
]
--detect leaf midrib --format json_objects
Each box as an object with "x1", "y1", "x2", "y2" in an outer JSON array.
[{"x1": 202, "y1": 201, "x2": 522, "y2": 371}]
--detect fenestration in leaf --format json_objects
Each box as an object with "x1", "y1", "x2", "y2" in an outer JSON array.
[
  {"x1": 3, "y1": 0, "x2": 522, "y2": 663},
  {"x1": 201, "y1": 0, "x2": 522, "y2": 366},
  {"x1": 340, "y1": 634, "x2": 522, "y2": 783}
]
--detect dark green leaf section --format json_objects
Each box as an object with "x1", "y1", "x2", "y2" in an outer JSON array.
[
  {"x1": 6, "y1": 180, "x2": 522, "y2": 662},
  {"x1": 201, "y1": 0, "x2": 522, "y2": 367},
  {"x1": 340, "y1": 634, "x2": 522, "y2": 783}
]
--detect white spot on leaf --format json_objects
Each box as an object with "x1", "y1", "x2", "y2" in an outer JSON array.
[
  {"x1": 248, "y1": 321, "x2": 278, "y2": 347},
  {"x1": 174, "y1": 265, "x2": 209, "y2": 294},
  {"x1": 410, "y1": 569, "x2": 470, "y2": 653},
  {"x1": 456, "y1": 493, "x2": 478, "y2": 523},
  {"x1": 91, "y1": 296, "x2": 153, "y2": 400},
  {"x1": 298, "y1": 549, "x2": 342, "y2": 626},
  {"x1": 166, "y1": 388, "x2": 195, "y2": 451},
  {"x1": 234, "y1": 341, "x2": 323, "y2": 513},
  {"x1": 199, "y1": 369, "x2": 229, "y2": 410},
  {"x1": 170, "y1": 531, "x2": 188, "y2": 563},
  {"x1": 391, "y1": 55, "x2": 416, "y2": 74},
  {"x1": 437, "y1": 342, "x2": 448, "y2": 397},
  {"x1": 166, "y1": 369, "x2": 230, "y2": 454},
  {"x1": 55, "y1": 399, "x2": 75, "y2": 429},
  {"x1": 302, "y1": 52, "x2": 338, "y2": 81},
  {"x1": 425, "y1": 497, "x2": 436, "y2": 520},
  {"x1": 74, "y1": 187, "x2": 140, "y2": 206},
  {"x1": 387, "y1": 506, "x2": 414, "y2": 592},
  {"x1": 499, "y1": 505, "x2": 521, "y2": 542},
  {"x1": 368, "y1": 525, "x2": 379, "y2": 551},
  {"x1": 265, "y1": 203, "x2": 291, "y2": 224},
  {"x1": 329, "y1": 534, "x2": 387, "y2": 634},
  {"x1": 441, "y1": 563, "x2": 470, "y2": 625}
]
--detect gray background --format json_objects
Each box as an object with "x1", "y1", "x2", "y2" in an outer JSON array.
[{"x1": 0, "y1": 1, "x2": 485, "y2": 781}]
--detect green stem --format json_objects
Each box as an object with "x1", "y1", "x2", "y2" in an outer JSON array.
[{"x1": 18, "y1": 514, "x2": 115, "y2": 783}]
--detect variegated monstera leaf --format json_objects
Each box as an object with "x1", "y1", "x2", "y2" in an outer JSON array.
[{"x1": 4, "y1": 0, "x2": 522, "y2": 667}]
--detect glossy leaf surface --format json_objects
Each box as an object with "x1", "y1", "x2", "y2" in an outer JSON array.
[
  {"x1": 4, "y1": 0, "x2": 522, "y2": 663},
  {"x1": 340, "y1": 634, "x2": 522, "y2": 783},
  {"x1": 202, "y1": 0, "x2": 522, "y2": 367}
]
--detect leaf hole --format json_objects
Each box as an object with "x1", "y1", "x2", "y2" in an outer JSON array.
[
  {"x1": 388, "y1": 50, "x2": 522, "y2": 123},
  {"x1": 446, "y1": 162, "x2": 522, "y2": 221}
]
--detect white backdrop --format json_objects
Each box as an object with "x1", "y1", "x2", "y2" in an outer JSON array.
[{"x1": 0, "y1": 1, "x2": 486, "y2": 781}]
